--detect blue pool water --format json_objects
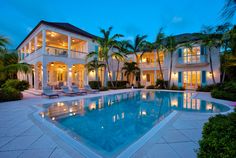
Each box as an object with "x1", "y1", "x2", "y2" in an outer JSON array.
[{"x1": 40, "y1": 91, "x2": 229, "y2": 157}]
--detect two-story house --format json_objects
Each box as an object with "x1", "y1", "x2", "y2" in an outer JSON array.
[{"x1": 133, "y1": 33, "x2": 221, "y2": 89}]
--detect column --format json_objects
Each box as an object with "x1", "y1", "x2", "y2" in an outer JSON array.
[
  {"x1": 34, "y1": 64, "x2": 39, "y2": 89},
  {"x1": 68, "y1": 36, "x2": 71, "y2": 58},
  {"x1": 42, "y1": 30, "x2": 46, "y2": 54},
  {"x1": 154, "y1": 50, "x2": 157, "y2": 82},
  {"x1": 42, "y1": 62, "x2": 47, "y2": 88},
  {"x1": 84, "y1": 68, "x2": 89, "y2": 86},
  {"x1": 29, "y1": 42, "x2": 32, "y2": 54},
  {"x1": 67, "y1": 63, "x2": 72, "y2": 88},
  {"x1": 34, "y1": 36, "x2": 38, "y2": 51}
]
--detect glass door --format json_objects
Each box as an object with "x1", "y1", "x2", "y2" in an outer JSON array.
[{"x1": 183, "y1": 71, "x2": 201, "y2": 89}]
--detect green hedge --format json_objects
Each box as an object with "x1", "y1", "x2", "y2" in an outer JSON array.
[
  {"x1": 88, "y1": 81, "x2": 101, "y2": 89},
  {"x1": 0, "y1": 87, "x2": 22, "y2": 102},
  {"x1": 198, "y1": 110, "x2": 236, "y2": 158},
  {"x1": 108, "y1": 81, "x2": 128, "y2": 88},
  {"x1": 2, "y1": 79, "x2": 29, "y2": 91},
  {"x1": 197, "y1": 84, "x2": 218, "y2": 92},
  {"x1": 146, "y1": 85, "x2": 155, "y2": 89}
]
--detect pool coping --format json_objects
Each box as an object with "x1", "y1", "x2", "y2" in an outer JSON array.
[{"x1": 31, "y1": 89, "x2": 234, "y2": 158}]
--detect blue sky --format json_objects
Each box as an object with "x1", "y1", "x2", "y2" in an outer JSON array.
[{"x1": 0, "y1": 0, "x2": 235, "y2": 49}]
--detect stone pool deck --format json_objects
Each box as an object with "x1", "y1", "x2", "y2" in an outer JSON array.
[{"x1": 0, "y1": 89, "x2": 234, "y2": 158}]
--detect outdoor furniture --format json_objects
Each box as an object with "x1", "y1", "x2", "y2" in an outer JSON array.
[
  {"x1": 61, "y1": 86, "x2": 77, "y2": 96},
  {"x1": 84, "y1": 85, "x2": 99, "y2": 93},
  {"x1": 71, "y1": 85, "x2": 87, "y2": 95},
  {"x1": 42, "y1": 86, "x2": 59, "y2": 98}
]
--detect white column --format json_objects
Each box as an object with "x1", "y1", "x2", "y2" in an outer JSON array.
[
  {"x1": 34, "y1": 64, "x2": 39, "y2": 89},
  {"x1": 84, "y1": 68, "x2": 88, "y2": 86},
  {"x1": 34, "y1": 36, "x2": 38, "y2": 51},
  {"x1": 42, "y1": 62, "x2": 47, "y2": 88},
  {"x1": 29, "y1": 42, "x2": 32, "y2": 54},
  {"x1": 68, "y1": 36, "x2": 71, "y2": 58},
  {"x1": 67, "y1": 63, "x2": 72, "y2": 88},
  {"x1": 154, "y1": 50, "x2": 157, "y2": 82},
  {"x1": 42, "y1": 30, "x2": 46, "y2": 54}
]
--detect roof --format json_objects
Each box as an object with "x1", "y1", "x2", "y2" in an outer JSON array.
[{"x1": 16, "y1": 20, "x2": 98, "y2": 49}]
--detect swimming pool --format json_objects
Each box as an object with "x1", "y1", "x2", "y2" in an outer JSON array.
[{"x1": 39, "y1": 91, "x2": 230, "y2": 157}]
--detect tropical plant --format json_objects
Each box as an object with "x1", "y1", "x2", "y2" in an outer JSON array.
[
  {"x1": 88, "y1": 27, "x2": 123, "y2": 88},
  {"x1": 153, "y1": 28, "x2": 166, "y2": 87},
  {"x1": 126, "y1": 35, "x2": 148, "y2": 83},
  {"x1": 221, "y1": 0, "x2": 236, "y2": 21},
  {"x1": 0, "y1": 52, "x2": 31, "y2": 84},
  {"x1": 0, "y1": 35, "x2": 9, "y2": 53},
  {"x1": 200, "y1": 26, "x2": 222, "y2": 85},
  {"x1": 164, "y1": 36, "x2": 177, "y2": 88},
  {"x1": 122, "y1": 62, "x2": 140, "y2": 85},
  {"x1": 85, "y1": 58, "x2": 105, "y2": 88},
  {"x1": 112, "y1": 40, "x2": 128, "y2": 87}
]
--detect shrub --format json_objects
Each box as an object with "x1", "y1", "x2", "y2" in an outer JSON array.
[
  {"x1": 107, "y1": 81, "x2": 128, "y2": 89},
  {"x1": 89, "y1": 81, "x2": 101, "y2": 89},
  {"x1": 99, "y1": 87, "x2": 109, "y2": 91},
  {"x1": 170, "y1": 84, "x2": 178, "y2": 90},
  {"x1": 0, "y1": 87, "x2": 22, "y2": 102},
  {"x1": 198, "y1": 110, "x2": 236, "y2": 158},
  {"x1": 211, "y1": 89, "x2": 236, "y2": 101},
  {"x1": 155, "y1": 79, "x2": 167, "y2": 88},
  {"x1": 197, "y1": 84, "x2": 217, "y2": 92},
  {"x1": 146, "y1": 85, "x2": 155, "y2": 89},
  {"x1": 2, "y1": 79, "x2": 29, "y2": 91}
]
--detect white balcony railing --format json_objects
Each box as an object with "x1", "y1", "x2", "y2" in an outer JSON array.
[
  {"x1": 46, "y1": 46, "x2": 68, "y2": 57},
  {"x1": 177, "y1": 55, "x2": 208, "y2": 64},
  {"x1": 71, "y1": 50, "x2": 87, "y2": 59}
]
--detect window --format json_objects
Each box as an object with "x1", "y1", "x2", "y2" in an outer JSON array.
[
  {"x1": 146, "y1": 74, "x2": 150, "y2": 82},
  {"x1": 183, "y1": 46, "x2": 201, "y2": 64},
  {"x1": 36, "y1": 31, "x2": 42, "y2": 49},
  {"x1": 71, "y1": 37, "x2": 86, "y2": 52}
]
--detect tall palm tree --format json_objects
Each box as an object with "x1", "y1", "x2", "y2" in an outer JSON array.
[
  {"x1": 164, "y1": 36, "x2": 177, "y2": 88},
  {"x1": 200, "y1": 26, "x2": 222, "y2": 85},
  {"x1": 154, "y1": 28, "x2": 165, "y2": 84},
  {"x1": 126, "y1": 35, "x2": 148, "y2": 85},
  {"x1": 221, "y1": 0, "x2": 236, "y2": 21},
  {"x1": 112, "y1": 40, "x2": 128, "y2": 87},
  {"x1": 90, "y1": 27, "x2": 123, "y2": 88},
  {"x1": 0, "y1": 35, "x2": 9, "y2": 53},
  {"x1": 122, "y1": 62, "x2": 140, "y2": 85}
]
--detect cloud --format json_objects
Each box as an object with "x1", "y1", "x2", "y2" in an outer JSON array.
[{"x1": 172, "y1": 16, "x2": 183, "y2": 23}]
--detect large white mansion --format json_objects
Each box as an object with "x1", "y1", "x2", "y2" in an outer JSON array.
[{"x1": 17, "y1": 21, "x2": 221, "y2": 90}]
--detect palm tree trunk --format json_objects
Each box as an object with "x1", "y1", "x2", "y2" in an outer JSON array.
[
  {"x1": 157, "y1": 50, "x2": 165, "y2": 88},
  {"x1": 106, "y1": 61, "x2": 115, "y2": 88},
  {"x1": 95, "y1": 68, "x2": 100, "y2": 89},
  {"x1": 209, "y1": 49, "x2": 216, "y2": 84},
  {"x1": 135, "y1": 54, "x2": 141, "y2": 83},
  {"x1": 168, "y1": 52, "x2": 173, "y2": 88},
  {"x1": 103, "y1": 66, "x2": 107, "y2": 87},
  {"x1": 115, "y1": 60, "x2": 120, "y2": 87}
]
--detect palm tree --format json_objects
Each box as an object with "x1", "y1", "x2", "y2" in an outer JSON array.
[
  {"x1": 112, "y1": 40, "x2": 128, "y2": 87},
  {"x1": 126, "y1": 35, "x2": 148, "y2": 83},
  {"x1": 221, "y1": 0, "x2": 236, "y2": 21},
  {"x1": 0, "y1": 52, "x2": 31, "y2": 81},
  {"x1": 200, "y1": 26, "x2": 222, "y2": 85},
  {"x1": 90, "y1": 27, "x2": 123, "y2": 88},
  {"x1": 122, "y1": 62, "x2": 140, "y2": 85},
  {"x1": 164, "y1": 36, "x2": 177, "y2": 88},
  {"x1": 154, "y1": 28, "x2": 166, "y2": 84},
  {"x1": 85, "y1": 58, "x2": 105, "y2": 88},
  {"x1": 0, "y1": 35, "x2": 9, "y2": 53}
]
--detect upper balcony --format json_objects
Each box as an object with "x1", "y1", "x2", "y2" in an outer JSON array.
[
  {"x1": 176, "y1": 46, "x2": 209, "y2": 68},
  {"x1": 19, "y1": 30, "x2": 89, "y2": 62}
]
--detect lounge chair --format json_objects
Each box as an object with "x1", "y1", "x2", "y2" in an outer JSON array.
[
  {"x1": 61, "y1": 86, "x2": 78, "y2": 96},
  {"x1": 71, "y1": 85, "x2": 87, "y2": 95},
  {"x1": 42, "y1": 86, "x2": 59, "y2": 98},
  {"x1": 84, "y1": 85, "x2": 99, "y2": 93}
]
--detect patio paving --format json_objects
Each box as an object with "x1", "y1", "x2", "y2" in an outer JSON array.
[{"x1": 0, "y1": 90, "x2": 233, "y2": 158}]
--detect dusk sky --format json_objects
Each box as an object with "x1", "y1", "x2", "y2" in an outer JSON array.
[{"x1": 1, "y1": 0, "x2": 235, "y2": 49}]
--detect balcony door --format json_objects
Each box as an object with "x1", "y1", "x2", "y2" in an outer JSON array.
[{"x1": 183, "y1": 71, "x2": 201, "y2": 89}]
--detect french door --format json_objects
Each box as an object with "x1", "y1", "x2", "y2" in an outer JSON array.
[{"x1": 183, "y1": 71, "x2": 201, "y2": 89}]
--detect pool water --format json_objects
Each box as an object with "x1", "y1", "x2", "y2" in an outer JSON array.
[{"x1": 40, "y1": 91, "x2": 229, "y2": 157}]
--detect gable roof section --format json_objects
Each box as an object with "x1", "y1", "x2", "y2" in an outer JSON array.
[{"x1": 16, "y1": 20, "x2": 98, "y2": 49}]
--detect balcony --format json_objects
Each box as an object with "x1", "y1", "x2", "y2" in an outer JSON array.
[
  {"x1": 46, "y1": 46, "x2": 68, "y2": 57},
  {"x1": 176, "y1": 55, "x2": 209, "y2": 68},
  {"x1": 71, "y1": 50, "x2": 87, "y2": 59}
]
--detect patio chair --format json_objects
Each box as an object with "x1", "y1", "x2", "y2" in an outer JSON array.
[
  {"x1": 61, "y1": 86, "x2": 77, "y2": 96},
  {"x1": 42, "y1": 86, "x2": 59, "y2": 98},
  {"x1": 84, "y1": 85, "x2": 99, "y2": 93},
  {"x1": 71, "y1": 85, "x2": 87, "y2": 95}
]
